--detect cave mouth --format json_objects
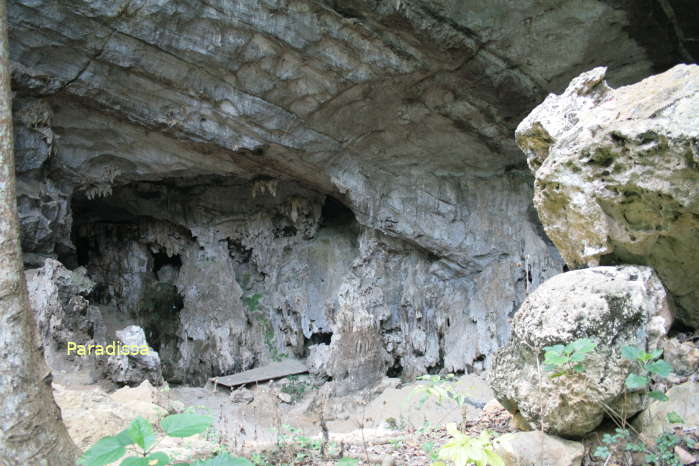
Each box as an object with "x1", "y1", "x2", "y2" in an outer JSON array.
[
  {"x1": 68, "y1": 190, "x2": 187, "y2": 382},
  {"x1": 321, "y1": 195, "x2": 356, "y2": 228}
]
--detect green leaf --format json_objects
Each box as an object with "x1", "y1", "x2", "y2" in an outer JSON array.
[
  {"x1": 625, "y1": 373, "x2": 649, "y2": 389},
  {"x1": 78, "y1": 436, "x2": 126, "y2": 466},
  {"x1": 145, "y1": 452, "x2": 170, "y2": 466},
  {"x1": 160, "y1": 413, "x2": 213, "y2": 438},
  {"x1": 649, "y1": 349, "x2": 663, "y2": 359},
  {"x1": 568, "y1": 338, "x2": 596, "y2": 354},
  {"x1": 593, "y1": 446, "x2": 610, "y2": 459},
  {"x1": 543, "y1": 344, "x2": 565, "y2": 354},
  {"x1": 120, "y1": 458, "x2": 148, "y2": 466},
  {"x1": 484, "y1": 449, "x2": 505, "y2": 466},
  {"x1": 621, "y1": 345, "x2": 642, "y2": 361},
  {"x1": 647, "y1": 359, "x2": 672, "y2": 377},
  {"x1": 127, "y1": 417, "x2": 156, "y2": 450},
  {"x1": 667, "y1": 412, "x2": 684, "y2": 424},
  {"x1": 543, "y1": 353, "x2": 568, "y2": 368},
  {"x1": 115, "y1": 429, "x2": 134, "y2": 447},
  {"x1": 638, "y1": 351, "x2": 654, "y2": 363},
  {"x1": 648, "y1": 391, "x2": 669, "y2": 401}
]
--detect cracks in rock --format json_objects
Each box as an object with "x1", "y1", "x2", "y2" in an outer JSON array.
[{"x1": 53, "y1": 30, "x2": 116, "y2": 97}]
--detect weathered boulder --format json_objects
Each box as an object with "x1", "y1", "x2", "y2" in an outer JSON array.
[
  {"x1": 106, "y1": 325, "x2": 163, "y2": 386},
  {"x1": 493, "y1": 431, "x2": 584, "y2": 466},
  {"x1": 633, "y1": 382, "x2": 699, "y2": 439},
  {"x1": 516, "y1": 64, "x2": 699, "y2": 328},
  {"x1": 489, "y1": 266, "x2": 673, "y2": 438}
]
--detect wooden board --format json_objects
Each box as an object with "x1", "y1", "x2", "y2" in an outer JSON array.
[{"x1": 209, "y1": 359, "x2": 308, "y2": 388}]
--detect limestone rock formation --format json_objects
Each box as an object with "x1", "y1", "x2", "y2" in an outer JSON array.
[
  {"x1": 8, "y1": 0, "x2": 697, "y2": 390},
  {"x1": 489, "y1": 266, "x2": 673, "y2": 438},
  {"x1": 516, "y1": 64, "x2": 699, "y2": 328},
  {"x1": 25, "y1": 259, "x2": 102, "y2": 378}
]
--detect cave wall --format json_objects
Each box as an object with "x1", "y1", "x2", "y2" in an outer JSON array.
[{"x1": 9, "y1": 0, "x2": 695, "y2": 390}]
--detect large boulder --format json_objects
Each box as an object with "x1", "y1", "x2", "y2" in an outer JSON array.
[
  {"x1": 516, "y1": 64, "x2": 699, "y2": 328},
  {"x1": 489, "y1": 266, "x2": 673, "y2": 438}
]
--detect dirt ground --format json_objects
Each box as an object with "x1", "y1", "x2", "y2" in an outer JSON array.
[{"x1": 53, "y1": 369, "x2": 508, "y2": 465}]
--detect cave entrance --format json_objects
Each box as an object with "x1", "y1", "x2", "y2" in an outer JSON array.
[
  {"x1": 69, "y1": 190, "x2": 187, "y2": 382},
  {"x1": 321, "y1": 195, "x2": 356, "y2": 228}
]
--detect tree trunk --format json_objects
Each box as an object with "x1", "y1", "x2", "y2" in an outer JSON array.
[{"x1": 0, "y1": 0, "x2": 79, "y2": 463}]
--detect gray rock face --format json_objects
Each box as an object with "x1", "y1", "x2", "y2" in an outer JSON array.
[
  {"x1": 516, "y1": 64, "x2": 699, "y2": 328},
  {"x1": 489, "y1": 266, "x2": 673, "y2": 438},
  {"x1": 25, "y1": 259, "x2": 101, "y2": 375},
  {"x1": 9, "y1": 1, "x2": 695, "y2": 390}
]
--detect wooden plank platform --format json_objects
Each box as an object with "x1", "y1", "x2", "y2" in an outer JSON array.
[{"x1": 209, "y1": 359, "x2": 308, "y2": 388}]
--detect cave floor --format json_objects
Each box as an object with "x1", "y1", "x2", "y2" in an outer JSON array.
[{"x1": 53, "y1": 373, "x2": 506, "y2": 464}]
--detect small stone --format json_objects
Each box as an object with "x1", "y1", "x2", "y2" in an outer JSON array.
[
  {"x1": 277, "y1": 392, "x2": 292, "y2": 403},
  {"x1": 674, "y1": 446, "x2": 696, "y2": 465},
  {"x1": 633, "y1": 382, "x2": 699, "y2": 439},
  {"x1": 230, "y1": 388, "x2": 254, "y2": 404},
  {"x1": 494, "y1": 431, "x2": 584, "y2": 466}
]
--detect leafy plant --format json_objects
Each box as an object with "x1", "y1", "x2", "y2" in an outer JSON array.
[
  {"x1": 280, "y1": 375, "x2": 310, "y2": 403},
  {"x1": 78, "y1": 412, "x2": 252, "y2": 466},
  {"x1": 593, "y1": 427, "x2": 694, "y2": 466},
  {"x1": 413, "y1": 374, "x2": 472, "y2": 408},
  {"x1": 583, "y1": 345, "x2": 687, "y2": 466},
  {"x1": 432, "y1": 424, "x2": 504, "y2": 466},
  {"x1": 422, "y1": 441, "x2": 439, "y2": 461},
  {"x1": 542, "y1": 338, "x2": 597, "y2": 377},
  {"x1": 242, "y1": 293, "x2": 288, "y2": 362},
  {"x1": 241, "y1": 293, "x2": 262, "y2": 313},
  {"x1": 620, "y1": 345, "x2": 672, "y2": 401}
]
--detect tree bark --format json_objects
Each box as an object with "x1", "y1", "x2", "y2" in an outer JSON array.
[{"x1": 0, "y1": 0, "x2": 79, "y2": 463}]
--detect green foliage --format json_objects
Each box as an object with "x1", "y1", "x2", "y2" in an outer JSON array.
[
  {"x1": 432, "y1": 424, "x2": 504, "y2": 466},
  {"x1": 242, "y1": 293, "x2": 288, "y2": 362},
  {"x1": 241, "y1": 293, "x2": 262, "y2": 313},
  {"x1": 280, "y1": 375, "x2": 310, "y2": 403},
  {"x1": 78, "y1": 412, "x2": 252, "y2": 466},
  {"x1": 413, "y1": 374, "x2": 470, "y2": 408},
  {"x1": 584, "y1": 345, "x2": 686, "y2": 466},
  {"x1": 422, "y1": 441, "x2": 439, "y2": 461},
  {"x1": 621, "y1": 345, "x2": 672, "y2": 400},
  {"x1": 160, "y1": 413, "x2": 213, "y2": 438},
  {"x1": 335, "y1": 458, "x2": 360, "y2": 465},
  {"x1": 667, "y1": 412, "x2": 684, "y2": 424},
  {"x1": 543, "y1": 338, "x2": 597, "y2": 377}
]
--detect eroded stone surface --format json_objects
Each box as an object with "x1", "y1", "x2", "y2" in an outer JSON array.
[
  {"x1": 516, "y1": 64, "x2": 699, "y2": 328},
  {"x1": 489, "y1": 266, "x2": 673, "y2": 438}
]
